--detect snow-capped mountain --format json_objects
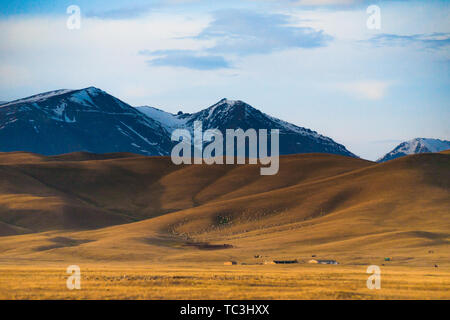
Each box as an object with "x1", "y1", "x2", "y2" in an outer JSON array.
[
  {"x1": 137, "y1": 98, "x2": 356, "y2": 157},
  {"x1": 377, "y1": 138, "x2": 450, "y2": 162},
  {"x1": 0, "y1": 87, "x2": 172, "y2": 156},
  {"x1": 1, "y1": 89, "x2": 356, "y2": 158}
]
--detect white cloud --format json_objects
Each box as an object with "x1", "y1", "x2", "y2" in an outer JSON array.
[
  {"x1": 336, "y1": 80, "x2": 391, "y2": 100},
  {"x1": 295, "y1": 0, "x2": 358, "y2": 5}
]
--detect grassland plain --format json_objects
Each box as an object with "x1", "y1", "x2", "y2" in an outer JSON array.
[{"x1": 0, "y1": 264, "x2": 449, "y2": 300}]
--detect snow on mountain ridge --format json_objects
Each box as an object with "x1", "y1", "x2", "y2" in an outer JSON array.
[
  {"x1": 135, "y1": 106, "x2": 187, "y2": 132},
  {"x1": 377, "y1": 138, "x2": 450, "y2": 162},
  {"x1": 416, "y1": 138, "x2": 450, "y2": 153},
  {"x1": 0, "y1": 89, "x2": 75, "y2": 108},
  {"x1": 136, "y1": 99, "x2": 244, "y2": 133},
  {"x1": 0, "y1": 87, "x2": 357, "y2": 158},
  {"x1": 135, "y1": 98, "x2": 356, "y2": 157},
  {"x1": 1, "y1": 87, "x2": 106, "y2": 109},
  {"x1": 0, "y1": 87, "x2": 173, "y2": 156}
]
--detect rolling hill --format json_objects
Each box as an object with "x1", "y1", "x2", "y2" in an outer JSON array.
[{"x1": 0, "y1": 151, "x2": 448, "y2": 267}]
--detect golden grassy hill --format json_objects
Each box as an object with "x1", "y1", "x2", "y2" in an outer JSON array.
[
  {"x1": 0, "y1": 152, "x2": 371, "y2": 234},
  {"x1": 0, "y1": 151, "x2": 448, "y2": 267}
]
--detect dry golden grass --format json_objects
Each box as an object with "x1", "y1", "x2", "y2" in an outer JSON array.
[
  {"x1": 0, "y1": 151, "x2": 448, "y2": 299},
  {"x1": 0, "y1": 264, "x2": 448, "y2": 300},
  {"x1": 0, "y1": 152, "x2": 373, "y2": 234}
]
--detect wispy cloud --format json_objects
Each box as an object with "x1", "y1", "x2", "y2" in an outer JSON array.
[
  {"x1": 248, "y1": 0, "x2": 364, "y2": 9},
  {"x1": 294, "y1": 0, "x2": 360, "y2": 6},
  {"x1": 369, "y1": 33, "x2": 450, "y2": 50},
  {"x1": 85, "y1": 4, "x2": 155, "y2": 20},
  {"x1": 141, "y1": 50, "x2": 231, "y2": 70},
  {"x1": 336, "y1": 81, "x2": 390, "y2": 100},
  {"x1": 197, "y1": 9, "x2": 332, "y2": 56},
  {"x1": 140, "y1": 9, "x2": 332, "y2": 70}
]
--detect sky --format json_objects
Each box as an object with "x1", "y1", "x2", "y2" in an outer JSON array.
[{"x1": 0, "y1": 0, "x2": 449, "y2": 160}]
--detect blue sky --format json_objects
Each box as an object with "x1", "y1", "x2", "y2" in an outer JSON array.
[{"x1": 0, "y1": 0, "x2": 449, "y2": 160}]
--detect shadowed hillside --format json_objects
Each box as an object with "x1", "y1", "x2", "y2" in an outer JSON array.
[{"x1": 0, "y1": 152, "x2": 371, "y2": 235}]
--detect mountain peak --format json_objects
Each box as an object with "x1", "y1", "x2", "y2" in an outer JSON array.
[
  {"x1": 79, "y1": 86, "x2": 104, "y2": 95},
  {"x1": 216, "y1": 98, "x2": 239, "y2": 106},
  {"x1": 377, "y1": 137, "x2": 450, "y2": 162},
  {"x1": 0, "y1": 87, "x2": 172, "y2": 156},
  {"x1": 206, "y1": 98, "x2": 261, "y2": 116},
  {"x1": 210, "y1": 98, "x2": 242, "y2": 110},
  {"x1": 407, "y1": 138, "x2": 449, "y2": 151},
  {"x1": 137, "y1": 98, "x2": 356, "y2": 158}
]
